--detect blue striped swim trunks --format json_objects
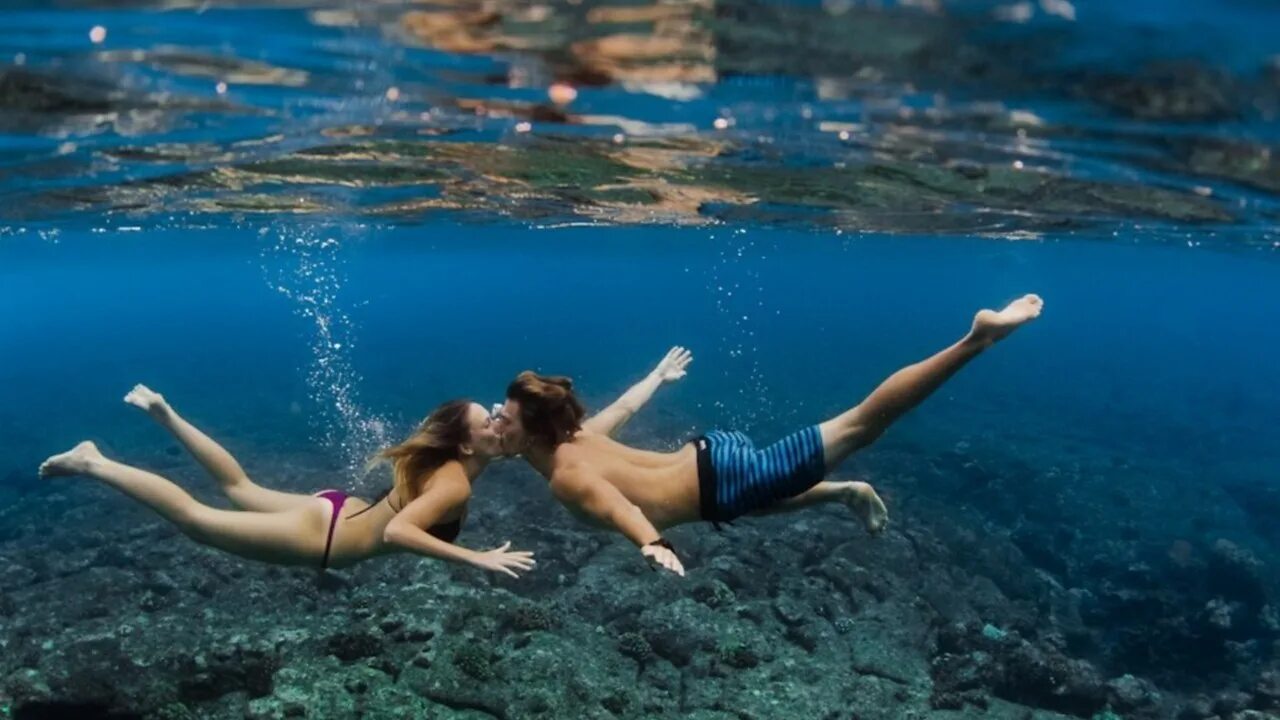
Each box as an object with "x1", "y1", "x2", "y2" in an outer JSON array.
[{"x1": 692, "y1": 426, "x2": 827, "y2": 523}]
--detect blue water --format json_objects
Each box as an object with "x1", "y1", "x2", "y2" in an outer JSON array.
[{"x1": 2, "y1": 1, "x2": 1280, "y2": 718}]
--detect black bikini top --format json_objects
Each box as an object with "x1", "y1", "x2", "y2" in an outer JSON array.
[
  {"x1": 347, "y1": 488, "x2": 464, "y2": 542},
  {"x1": 427, "y1": 517, "x2": 462, "y2": 543}
]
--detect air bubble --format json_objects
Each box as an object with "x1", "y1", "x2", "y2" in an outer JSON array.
[{"x1": 263, "y1": 224, "x2": 394, "y2": 482}]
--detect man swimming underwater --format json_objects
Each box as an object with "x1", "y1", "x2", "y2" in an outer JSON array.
[{"x1": 494, "y1": 295, "x2": 1043, "y2": 575}]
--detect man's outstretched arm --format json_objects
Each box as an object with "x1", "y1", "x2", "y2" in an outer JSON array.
[
  {"x1": 551, "y1": 468, "x2": 686, "y2": 576},
  {"x1": 582, "y1": 346, "x2": 692, "y2": 437}
]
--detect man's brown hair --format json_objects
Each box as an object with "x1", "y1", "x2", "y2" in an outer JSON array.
[{"x1": 506, "y1": 371, "x2": 586, "y2": 447}]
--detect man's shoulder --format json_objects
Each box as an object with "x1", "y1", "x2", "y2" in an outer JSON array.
[
  {"x1": 547, "y1": 464, "x2": 589, "y2": 500},
  {"x1": 551, "y1": 435, "x2": 590, "y2": 461}
]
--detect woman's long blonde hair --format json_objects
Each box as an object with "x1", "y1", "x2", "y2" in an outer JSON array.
[{"x1": 369, "y1": 399, "x2": 473, "y2": 509}]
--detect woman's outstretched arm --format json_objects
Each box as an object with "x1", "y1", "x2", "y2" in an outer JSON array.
[{"x1": 382, "y1": 464, "x2": 535, "y2": 578}]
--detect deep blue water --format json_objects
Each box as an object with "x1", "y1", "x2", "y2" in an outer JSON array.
[
  {"x1": 4, "y1": 221, "x2": 1277, "y2": 574},
  {"x1": 2, "y1": 1, "x2": 1280, "y2": 718},
  {"x1": 5, "y1": 223, "x2": 1276, "y2": 473}
]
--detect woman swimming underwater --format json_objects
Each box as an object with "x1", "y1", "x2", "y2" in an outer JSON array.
[{"x1": 37, "y1": 348, "x2": 690, "y2": 578}]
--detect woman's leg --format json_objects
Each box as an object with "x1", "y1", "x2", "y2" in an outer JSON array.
[
  {"x1": 750, "y1": 480, "x2": 889, "y2": 533},
  {"x1": 39, "y1": 441, "x2": 324, "y2": 565},
  {"x1": 124, "y1": 384, "x2": 315, "y2": 513},
  {"x1": 819, "y1": 294, "x2": 1043, "y2": 470}
]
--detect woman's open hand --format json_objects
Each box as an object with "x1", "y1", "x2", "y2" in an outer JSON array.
[{"x1": 470, "y1": 542, "x2": 536, "y2": 578}]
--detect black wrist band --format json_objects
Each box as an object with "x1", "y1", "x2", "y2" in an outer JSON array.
[{"x1": 645, "y1": 537, "x2": 674, "y2": 552}]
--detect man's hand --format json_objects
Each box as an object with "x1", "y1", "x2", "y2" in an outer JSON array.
[
  {"x1": 469, "y1": 542, "x2": 536, "y2": 578},
  {"x1": 652, "y1": 346, "x2": 692, "y2": 383},
  {"x1": 641, "y1": 542, "x2": 686, "y2": 577},
  {"x1": 584, "y1": 346, "x2": 694, "y2": 437}
]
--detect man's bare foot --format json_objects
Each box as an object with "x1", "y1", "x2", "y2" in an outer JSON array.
[
  {"x1": 38, "y1": 441, "x2": 103, "y2": 478},
  {"x1": 845, "y1": 481, "x2": 888, "y2": 535},
  {"x1": 124, "y1": 384, "x2": 170, "y2": 420},
  {"x1": 970, "y1": 294, "x2": 1043, "y2": 346}
]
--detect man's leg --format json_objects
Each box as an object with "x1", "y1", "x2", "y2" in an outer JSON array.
[
  {"x1": 750, "y1": 479, "x2": 888, "y2": 533},
  {"x1": 819, "y1": 294, "x2": 1043, "y2": 470}
]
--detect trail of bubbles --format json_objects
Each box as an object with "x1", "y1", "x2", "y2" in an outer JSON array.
[
  {"x1": 703, "y1": 227, "x2": 793, "y2": 433},
  {"x1": 261, "y1": 223, "x2": 393, "y2": 486}
]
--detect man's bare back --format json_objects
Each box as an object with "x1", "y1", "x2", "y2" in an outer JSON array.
[
  {"x1": 496, "y1": 294, "x2": 1043, "y2": 577},
  {"x1": 544, "y1": 432, "x2": 701, "y2": 530}
]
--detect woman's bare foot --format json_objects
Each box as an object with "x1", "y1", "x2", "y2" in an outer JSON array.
[
  {"x1": 38, "y1": 441, "x2": 104, "y2": 478},
  {"x1": 124, "y1": 384, "x2": 170, "y2": 420},
  {"x1": 970, "y1": 294, "x2": 1043, "y2": 346},
  {"x1": 845, "y1": 481, "x2": 888, "y2": 535}
]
